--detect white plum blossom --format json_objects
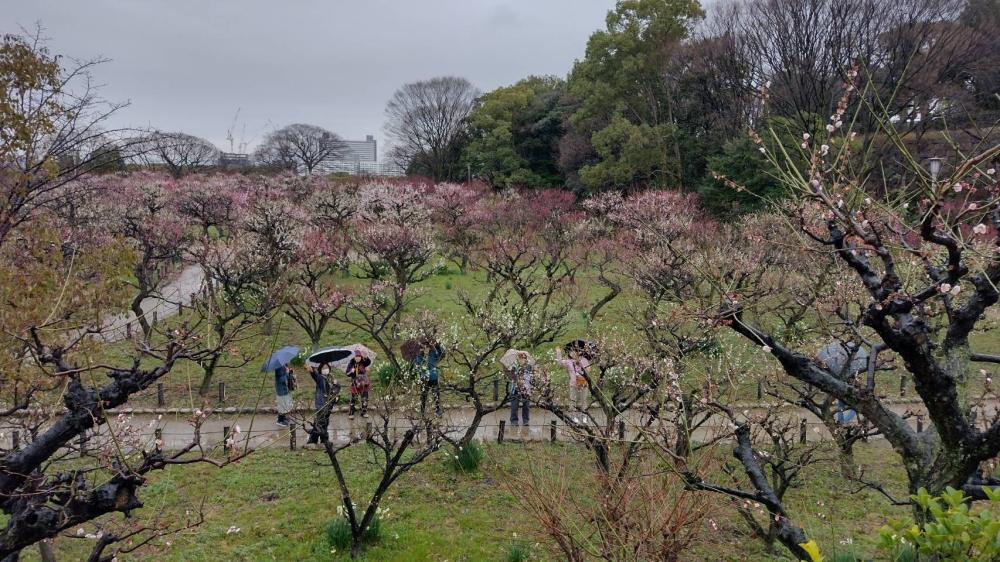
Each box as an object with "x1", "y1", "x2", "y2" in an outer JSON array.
[
  {"x1": 826, "y1": 124, "x2": 835, "y2": 132},
  {"x1": 987, "y1": 168, "x2": 996, "y2": 175},
  {"x1": 939, "y1": 283, "x2": 952, "y2": 294},
  {"x1": 953, "y1": 183, "x2": 963, "y2": 193},
  {"x1": 974, "y1": 223, "x2": 988, "y2": 235}
]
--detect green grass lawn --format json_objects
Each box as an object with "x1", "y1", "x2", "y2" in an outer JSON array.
[
  {"x1": 18, "y1": 440, "x2": 920, "y2": 561},
  {"x1": 40, "y1": 258, "x2": 1000, "y2": 561}
]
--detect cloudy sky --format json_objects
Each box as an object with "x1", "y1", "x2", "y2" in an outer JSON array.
[{"x1": 3, "y1": 0, "x2": 613, "y2": 156}]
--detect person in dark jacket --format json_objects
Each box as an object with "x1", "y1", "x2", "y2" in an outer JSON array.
[
  {"x1": 508, "y1": 352, "x2": 533, "y2": 426},
  {"x1": 274, "y1": 364, "x2": 293, "y2": 427},
  {"x1": 415, "y1": 340, "x2": 444, "y2": 416},
  {"x1": 307, "y1": 362, "x2": 340, "y2": 445}
]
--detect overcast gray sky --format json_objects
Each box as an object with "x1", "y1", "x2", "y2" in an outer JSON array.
[{"x1": 3, "y1": 0, "x2": 613, "y2": 156}]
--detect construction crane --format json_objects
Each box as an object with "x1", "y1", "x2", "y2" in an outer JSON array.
[{"x1": 225, "y1": 108, "x2": 247, "y2": 153}]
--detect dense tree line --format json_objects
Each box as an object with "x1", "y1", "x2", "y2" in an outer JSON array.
[{"x1": 387, "y1": 0, "x2": 1000, "y2": 216}]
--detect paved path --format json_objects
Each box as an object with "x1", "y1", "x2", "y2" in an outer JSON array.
[
  {"x1": 97, "y1": 265, "x2": 204, "y2": 343},
  {"x1": 5, "y1": 398, "x2": 981, "y2": 453}
]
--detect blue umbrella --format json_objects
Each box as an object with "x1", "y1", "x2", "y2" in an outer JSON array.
[{"x1": 261, "y1": 346, "x2": 300, "y2": 372}]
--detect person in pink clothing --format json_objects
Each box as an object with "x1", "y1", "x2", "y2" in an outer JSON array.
[{"x1": 554, "y1": 346, "x2": 590, "y2": 413}]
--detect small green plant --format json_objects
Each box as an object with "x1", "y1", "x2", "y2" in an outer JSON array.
[
  {"x1": 829, "y1": 549, "x2": 861, "y2": 562},
  {"x1": 887, "y1": 544, "x2": 916, "y2": 562},
  {"x1": 444, "y1": 280, "x2": 453, "y2": 290},
  {"x1": 449, "y1": 441, "x2": 485, "y2": 473},
  {"x1": 374, "y1": 363, "x2": 400, "y2": 386},
  {"x1": 505, "y1": 535, "x2": 531, "y2": 562},
  {"x1": 325, "y1": 506, "x2": 383, "y2": 551},
  {"x1": 878, "y1": 486, "x2": 1000, "y2": 562},
  {"x1": 324, "y1": 517, "x2": 352, "y2": 551}
]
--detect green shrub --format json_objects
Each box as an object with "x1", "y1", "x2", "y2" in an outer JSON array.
[
  {"x1": 505, "y1": 538, "x2": 531, "y2": 562},
  {"x1": 449, "y1": 441, "x2": 485, "y2": 473},
  {"x1": 878, "y1": 486, "x2": 1000, "y2": 562},
  {"x1": 325, "y1": 517, "x2": 352, "y2": 550},
  {"x1": 374, "y1": 363, "x2": 401, "y2": 387},
  {"x1": 324, "y1": 508, "x2": 382, "y2": 551}
]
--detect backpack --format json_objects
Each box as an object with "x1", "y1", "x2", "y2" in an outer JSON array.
[{"x1": 287, "y1": 369, "x2": 298, "y2": 392}]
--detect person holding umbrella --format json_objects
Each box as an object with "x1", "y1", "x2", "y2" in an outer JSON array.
[
  {"x1": 346, "y1": 350, "x2": 372, "y2": 419},
  {"x1": 306, "y1": 361, "x2": 341, "y2": 445},
  {"x1": 262, "y1": 346, "x2": 300, "y2": 427},
  {"x1": 502, "y1": 350, "x2": 534, "y2": 427}
]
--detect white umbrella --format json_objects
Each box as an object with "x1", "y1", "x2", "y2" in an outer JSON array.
[{"x1": 500, "y1": 349, "x2": 535, "y2": 370}]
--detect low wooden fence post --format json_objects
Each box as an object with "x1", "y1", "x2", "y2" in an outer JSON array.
[
  {"x1": 154, "y1": 428, "x2": 162, "y2": 450},
  {"x1": 157, "y1": 383, "x2": 165, "y2": 407},
  {"x1": 799, "y1": 418, "x2": 807, "y2": 444},
  {"x1": 498, "y1": 420, "x2": 506, "y2": 444},
  {"x1": 618, "y1": 420, "x2": 625, "y2": 440},
  {"x1": 218, "y1": 382, "x2": 226, "y2": 403},
  {"x1": 12, "y1": 431, "x2": 19, "y2": 450},
  {"x1": 223, "y1": 426, "x2": 231, "y2": 453},
  {"x1": 493, "y1": 379, "x2": 499, "y2": 402},
  {"x1": 289, "y1": 424, "x2": 297, "y2": 451},
  {"x1": 550, "y1": 420, "x2": 557, "y2": 443},
  {"x1": 899, "y1": 374, "x2": 906, "y2": 396},
  {"x1": 916, "y1": 416, "x2": 924, "y2": 433}
]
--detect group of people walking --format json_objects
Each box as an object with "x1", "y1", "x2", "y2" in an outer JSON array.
[{"x1": 267, "y1": 339, "x2": 597, "y2": 443}]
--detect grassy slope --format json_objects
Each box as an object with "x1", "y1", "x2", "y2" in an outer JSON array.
[
  {"x1": 45, "y1": 261, "x2": 1000, "y2": 560},
  {"x1": 85, "y1": 261, "x2": 803, "y2": 411}
]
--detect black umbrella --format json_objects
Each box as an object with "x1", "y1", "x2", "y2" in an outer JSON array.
[
  {"x1": 563, "y1": 339, "x2": 596, "y2": 360},
  {"x1": 308, "y1": 348, "x2": 353, "y2": 366}
]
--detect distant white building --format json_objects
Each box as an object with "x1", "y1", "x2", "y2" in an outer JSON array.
[{"x1": 316, "y1": 134, "x2": 404, "y2": 176}]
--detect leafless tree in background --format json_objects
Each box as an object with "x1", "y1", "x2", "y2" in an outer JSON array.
[
  {"x1": 254, "y1": 123, "x2": 348, "y2": 174},
  {"x1": 141, "y1": 131, "x2": 220, "y2": 178},
  {"x1": 722, "y1": 0, "x2": 974, "y2": 132},
  {"x1": 384, "y1": 76, "x2": 478, "y2": 181},
  {"x1": 0, "y1": 28, "x2": 139, "y2": 247}
]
